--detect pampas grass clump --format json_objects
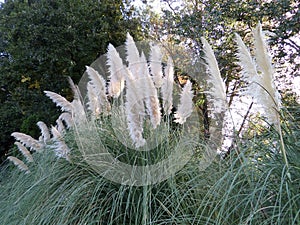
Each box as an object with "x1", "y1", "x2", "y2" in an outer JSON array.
[{"x1": 2, "y1": 24, "x2": 299, "y2": 225}]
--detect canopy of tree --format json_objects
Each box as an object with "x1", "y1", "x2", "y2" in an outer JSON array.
[{"x1": 144, "y1": 0, "x2": 299, "y2": 89}]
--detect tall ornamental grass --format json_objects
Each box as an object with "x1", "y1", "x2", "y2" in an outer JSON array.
[{"x1": 0, "y1": 24, "x2": 299, "y2": 224}]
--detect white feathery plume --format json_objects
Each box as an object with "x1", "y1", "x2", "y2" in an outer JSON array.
[
  {"x1": 86, "y1": 82, "x2": 101, "y2": 118},
  {"x1": 254, "y1": 23, "x2": 275, "y2": 88},
  {"x1": 64, "y1": 77, "x2": 87, "y2": 123},
  {"x1": 51, "y1": 125, "x2": 63, "y2": 140},
  {"x1": 124, "y1": 68, "x2": 146, "y2": 148},
  {"x1": 14, "y1": 142, "x2": 34, "y2": 163},
  {"x1": 56, "y1": 118, "x2": 65, "y2": 134},
  {"x1": 58, "y1": 112, "x2": 73, "y2": 129},
  {"x1": 85, "y1": 66, "x2": 107, "y2": 101},
  {"x1": 252, "y1": 23, "x2": 288, "y2": 172},
  {"x1": 149, "y1": 43, "x2": 164, "y2": 88},
  {"x1": 161, "y1": 56, "x2": 174, "y2": 115},
  {"x1": 44, "y1": 91, "x2": 73, "y2": 113},
  {"x1": 253, "y1": 23, "x2": 281, "y2": 124},
  {"x1": 67, "y1": 76, "x2": 80, "y2": 101},
  {"x1": 140, "y1": 52, "x2": 161, "y2": 128},
  {"x1": 174, "y1": 80, "x2": 194, "y2": 124},
  {"x1": 51, "y1": 126, "x2": 70, "y2": 161},
  {"x1": 126, "y1": 33, "x2": 141, "y2": 75},
  {"x1": 7, "y1": 156, "x2": 30, "y2": 173},
  {"x1": 71, "y1": 98, "x2": 87, "y2": 124},
  {"x1": 201, "y1": 37, "x2": 227, "y2": 113},
  {"x1": 235, "y1": 33, "x2": 259, "y2": 83},
  {"x1": 107, "y1": 43, "x2": 125, "y2": 98},
  {"x1": 11, "y1": 132, "x2": 43, "y2": 152},
  {"x1": 85, "y1": 66, "x2": 110, "y2": 114},
  {"x1": 36, "y1": 121, "x2": 50, "y2": 144}
]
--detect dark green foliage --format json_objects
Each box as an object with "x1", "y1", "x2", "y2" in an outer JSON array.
[
  {"x1": 0, "y1": 0, "x2": 142, "y2": 162},
  {"x1": 0, "y1": 100, "x2": 22, "y2": 162}
]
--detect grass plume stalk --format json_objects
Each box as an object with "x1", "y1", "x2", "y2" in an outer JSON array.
[
  {"x1": 37, "y1": 121, "x2": 51, "y2": 144},
  {"x1": 149, "y1": 43, "x2": 164, "y2": 88},
  {"x1": 124, "y1": 68, "x2": 147, "y2": 147},
  {"x1": 236, "y1": 23, "x2": 289, "y2": 175},
  {"x1": 253, "y1": 23, "x2": 289, "y2": 175},
  {"x1": 140, "y1": 52, "x2": 161, "y2": 129},
  {"x1": 85, "y1": 66, "x2": 110, "y2": 115},
  {"x1": 107, "y1": 43, "x2": 125, "y2": 98},
  {"x1": 161, "y1": 56, "x2": 174, "y2": 115},
  {"x1": 201, "y1": 37, "x2": 227, "y2": 114},
  {"x1": 174, "y1": 80, "x2": 194, "y2": 124}
]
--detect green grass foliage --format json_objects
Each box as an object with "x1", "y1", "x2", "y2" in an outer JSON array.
[{"x1": 0, "y1": 106, "x2": 299, "y2": 225}]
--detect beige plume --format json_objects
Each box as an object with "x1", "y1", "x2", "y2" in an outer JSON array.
[
  {"x1": 11, "y1": 132, "x2": 43, "y2": 152},
  {"x1": 126, "y1": 33, "x2": 141, "y2": 76},
  {"x1": 124, "y1": 68, "x2": 146, "y2": 148},
  {"x1": 51, "y1": 126, "x2": 70, "y2": 161},
  {"x1": 161, "y1": 56, "x2": 174, "y2": 115},
  {"x1": 253, "y1": 23, "x2": 281, "y2": 124},
  {"x1": 58, "y1": 112, "x2": 73, "y2": 129},
  {"x1": 44, "y1": 91, "x2": 73, "y2": 113},
  {"x1": 85, "y1": 66, "x2": 110, "y2": 114},
  {"x1": 14, "y1": 142, "x2": 34, "y2": 163},
  {"x1": 107, "y1": 43, "x2": 125, "y2": 98},
  {"x1": 174, "y1": 80, "x2": 194, "y2": 124},
  {"x1": 7, "y1": 156, "x2": 30, "y2": 174},
  {"x1": 55, "y1": 118, "x2": 65, "y2": 134},
  {"x1": 149, "y1": 43, "x2": 164, "y2": 88},
  {"x1": 37, "y1": 121, "x2": 50, "y2": 144},
  {"x1": 86, "y1": 82, "x2": 101, "y2": 118},
  {"x1": 235, "y1": 33, "x2": 258, "y2": 83},
  {"x1": 140, "y1": 52, "x2": 161, "y2": 129},
  {"x1": 69, "y1": 95, "x2": 87, "y2": 124},
  {"x1": 67, "y1": 76, "x2": 80, "y2": 101},
  {"x1": 201, "y1": 37, "x2": 227, "y2": 114}
]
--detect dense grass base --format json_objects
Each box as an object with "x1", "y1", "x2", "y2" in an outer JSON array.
[
  {"x1": 1, "y1": 139, "x2": 299, "y2": 224},
  {"x1": 1, "y1": 107, "x2": 300, "y2": 225}
]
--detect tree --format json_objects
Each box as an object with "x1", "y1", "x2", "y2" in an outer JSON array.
[
  {"x1": 0, "y1": 0, "x2": 142, "y2": 162},
  {"x1": 138, "y1": 0, "x2": 299, "y2": 140}
]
